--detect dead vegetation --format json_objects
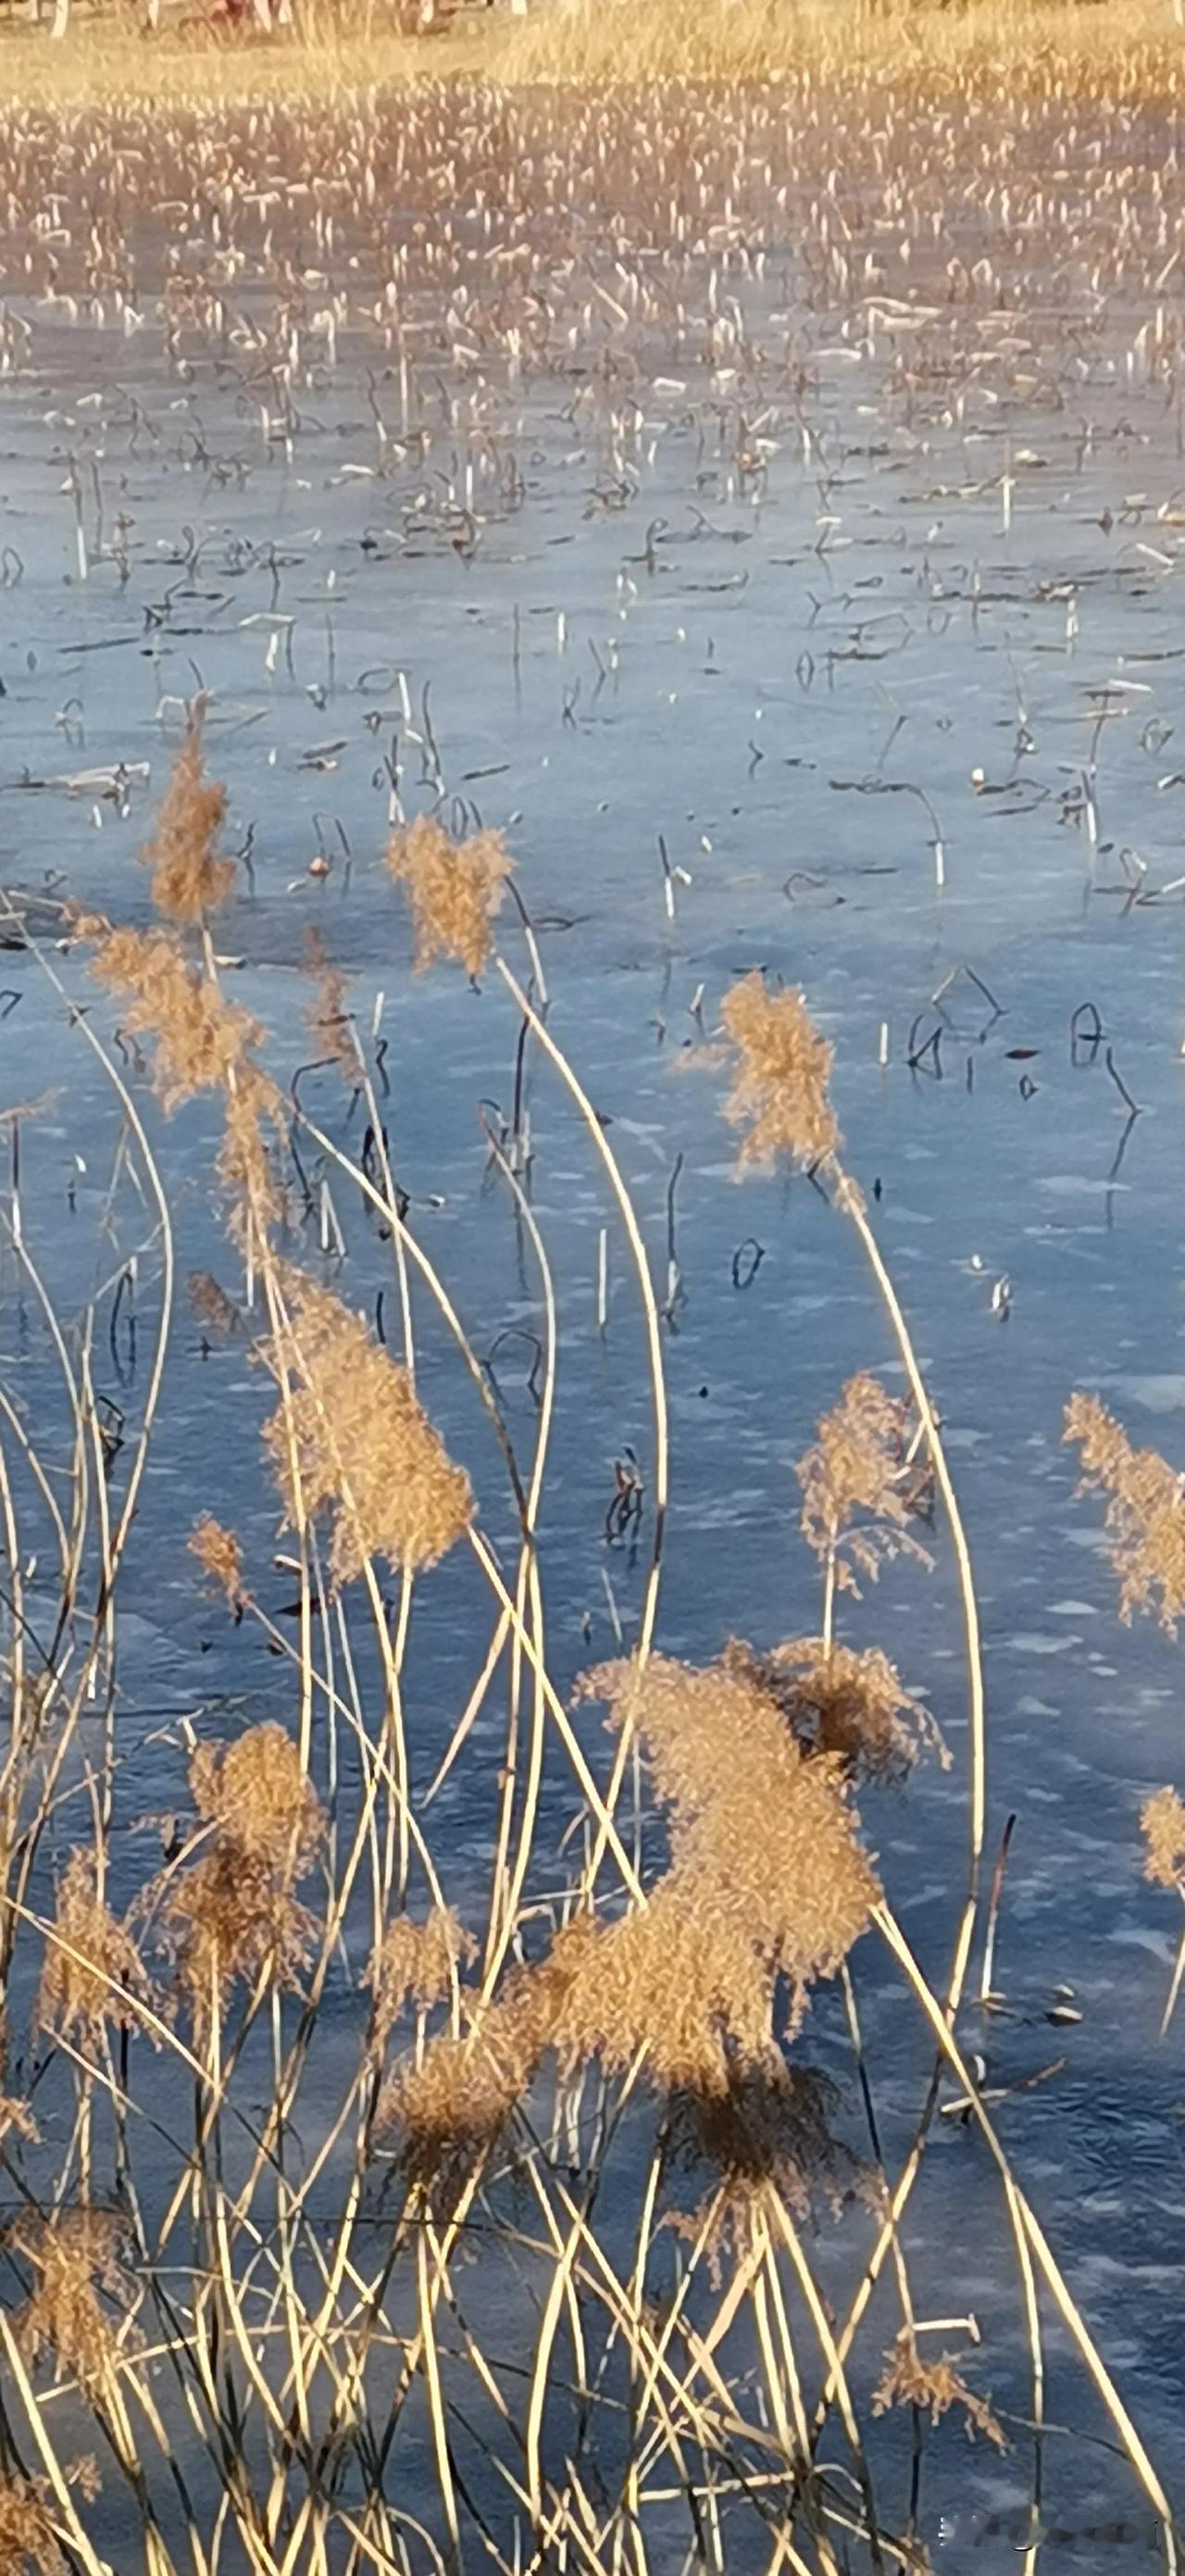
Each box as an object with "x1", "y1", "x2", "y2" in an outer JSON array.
[{"x1": 0, "y1": 65, "x2": 1179, "y2": 2569}]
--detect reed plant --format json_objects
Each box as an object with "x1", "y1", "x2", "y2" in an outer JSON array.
[
  {"x1": 3, "y1": 0, "x2": 1184, "y2": 116},
  {"x1": 0, "y1": 753, "x2": 1173, "y2": 2576}
]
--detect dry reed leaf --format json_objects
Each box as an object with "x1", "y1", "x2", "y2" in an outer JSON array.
[
  {"x1": 367, "y1": 1907, "x2": 474, "y2": 2048},
  {"x1": 798, "y1": 1372, "x2": 930, "y2": 1591},
  {"x1": 873, "y1": 2330, "x2": 1006, "y2": 2450},
  {"x1": 139, "y1": 705, "x2": 234, "y2": 924},
  {"x1": 38, "y1": 1849, "x2": 156, "y2": 2055},
  {"x1": 1141, "y1": 1786, "x2": 1185, "y2": 1892},
  {"x1": 718, "y1": 971, "x2": 841, "y2": 1169},
  {"x1": 386, "y1": 814, "x2": 513, "y2": 979},
  {"x1": 732, "y1": 1638, "x2": 947, "y2": 1786},
  {"x1": 8, "y1": 2210, "x2": 137, "y2": 2403},
  {"x1": 263, "y1": 1269, "x2": 473, "y2": 1582},
  {"x1": 1065, "y1": 1392, "x2": 1185, "y2": 1632},
  {"x1": 0, "y1": 2097, "x2": 38, "y2": 2147}
]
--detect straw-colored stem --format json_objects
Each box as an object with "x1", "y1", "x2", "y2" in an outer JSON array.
[
  {"x1": 836, "y1": 1173, "x2": 985, "y2": 2011},
  {"x1": 875, "y1": 1901, "x2": 1175, "y2": 2567}
]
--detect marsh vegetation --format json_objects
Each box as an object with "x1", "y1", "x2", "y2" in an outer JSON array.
[{"x1": 0, "y1": 32, "x2": 1183, "y2": 2573}]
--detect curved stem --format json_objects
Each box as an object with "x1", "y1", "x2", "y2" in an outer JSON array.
[
  {"x1": 875, "y1": 1901, "x2": 1175, "y2": 2569},
  {"x1": 837, "y1": 1171, "x2": 984, "y2": 2012}
]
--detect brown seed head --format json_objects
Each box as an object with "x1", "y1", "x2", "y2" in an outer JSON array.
[
  {"x1": 163, "y1": 1847, "x2": 320, "y2": 2043},
  {"x1": 190, "y1": 1724, "x2": 322, "y2": 1876},
  {"x1": 549, "y1": 1900, "x2": 771, "y2": 2095},
  {"x1": 667, "y1": 2061, "x2": 861, "y2": 2273},
  {"x1": 263, "y1": 1269, "x2": 473, "y2": 1582},
  {"x1": 0, "y1": 2472, "x2": 65, "y2": 2576},
  {"x1": 186, "y1": 1271, "x2": 241, "y2": 1342},
  {"x1": 156, "y1": 1727, "x2": 323, "y2": 2040},
  {"x1": 189, "y1": 1516, "x2": 245, "y2": 1614},
  {"x1": 384, "y1": 1646, "x2": 877, "y2": 2204},
  {"x1": 1141, "y1": 1785, "x2": 1185, "y2": 1892},
  {"x1": 386, "y1": 814, "x2": 513, "y2": 979},
  {"x1": 8, "y1": 2210, "x2": 136, "y2": 2404},
  {"x1": 140, "y1": 705, "x2": 233, "y2": 925},
  {"x1": 578, "y1": 1651, "x2": 879, "y2": 2023},
  {"x1": 731, "y1": 1637, "x2": 946, "y2": 1787},
  {"x1": 367, "y1": 1907, "x2": 474, "y2": 2050},
  {"x1": 303, "y1": 927, "x2": 357, "y2": 1080},
  {"x1": 718, "y1": 972, "x2": 841, "y2": 1169},
  {"x1": 872, "y1": 2330, "x2": 1006, "y2": 2450},
  {"x1": 89, "y1": 926, "x2": 257, "y2": 1111},
  {"x1": 38, "y1": 1849, "x2": 156, "y2": 2055},
  {"x1": 0, "y1": 2098, "x2": 37, "y2": 2148},
  {"x1": 1064, "y1": 1392, "x2": 1185, "y2": 1632},
  {"x1": 0, "y1": 2457, "x2": 100, "y2": 2576},
  {"x1": 798, "y1": 1372, "x2": 929, "y2": 1591},
  {"x1": 383, "y1": 1945, "x2": 575, "y2": 2203}
]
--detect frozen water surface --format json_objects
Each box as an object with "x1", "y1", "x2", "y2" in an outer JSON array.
[{"x1": 0, "y1": 69, "x2": 1182, "y2": 2570}]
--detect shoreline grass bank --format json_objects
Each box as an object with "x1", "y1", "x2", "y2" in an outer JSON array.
[{"x1": 2, "y1": 0, "x2": 1185, "y2": 109}]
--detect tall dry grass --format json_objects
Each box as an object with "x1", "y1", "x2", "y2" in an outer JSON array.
[
  {"x1": 0, "y1": 759, "x2": 1174, "y2": 2576},
  {"x1": 3, "y1": 0, "x2": 1185, "y2": 115}
]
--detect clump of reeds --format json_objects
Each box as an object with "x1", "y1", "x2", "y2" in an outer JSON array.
[
  {"x1": 1064, "y1": 1393, "x2": 1185, "y2": 1632},
  {"x1": 38, "y1": 1850, "x2": 155, "y2": 2056},
  {"x1": 386, "y1": 813, "x2": 513, "y2": 979},
  {"x1": 873, "y1": 2330, "x2": 1005, "y2": 2449},
  {"x1": 729, "y1": 1638, "x2": 944, "y2": 1787},
  {"x1": 139, "y1": 704, "x2": 234, "y2": 925},
  {"x1": 717, "y1": 970, "x2": 841, "y2": 1169},
  {"x1": 153, "y1": 1725, "x2": 323, "y2": 2040},
  {"x1": 8, "y1": 2210, "x2": 136, "y2": 2403},
  {"x1": 263, "y1": 1268, "x2": 473, "y2": 1583},
  {"x1": 386, "y1": 1648, "x2": 877, "y2": 2201}
]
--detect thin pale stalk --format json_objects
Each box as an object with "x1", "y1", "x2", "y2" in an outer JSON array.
[{"x1": 875, "y1": 1901, "x2": 1175, "y2": 2569}]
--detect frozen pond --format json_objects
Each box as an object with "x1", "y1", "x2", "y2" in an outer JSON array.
[{"x1": 0, "y1": 67, "x2": 1183, "y2": 2573}]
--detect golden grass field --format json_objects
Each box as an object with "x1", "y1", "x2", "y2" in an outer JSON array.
[{"x1": 2, "y1": 0, "x2": 1185, "y2": 108}]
